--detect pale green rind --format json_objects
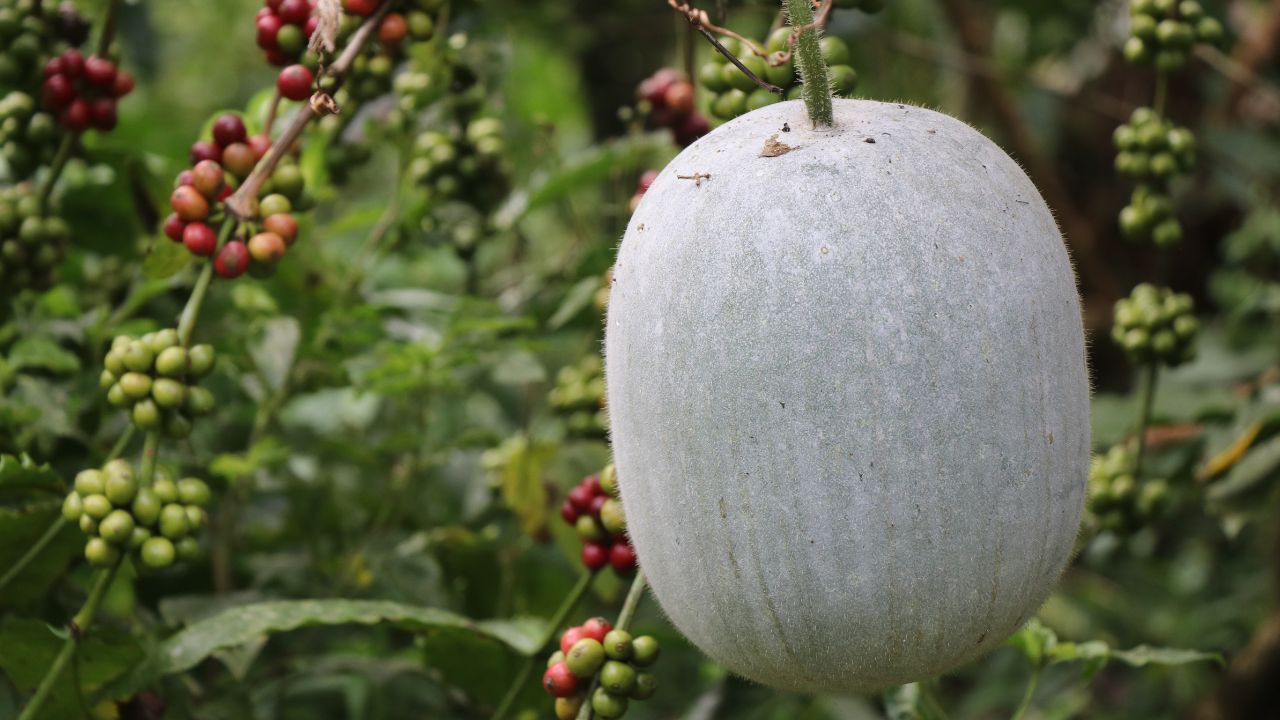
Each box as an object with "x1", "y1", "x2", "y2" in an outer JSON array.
[{"x1": 605, "y1": 99, "x2": 1089, "y2": 693}]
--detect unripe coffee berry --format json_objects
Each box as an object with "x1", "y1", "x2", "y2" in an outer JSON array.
[
  {"x1": 132, "y1": 399, "x2": 161, "y2": 429},
  {"x1": 576, "y1": 515, "x2": 606, "y2": 542},
  {"x1": 129, "y1": 527, "x2": 151, "y2": 549},
  {"x1": 119, "y1": 372, "x2": 152, "y2": 400},
  {"x1": 82, "y1": 494, "x2": 112, "y2": 519},
  {"x1": 62, "y1": 492, "x2": 84, "y2": 521},
  {"x1": 85, "y1": 537, "x2": 119, "y2": 567},
  {"x1": 602, "y1": 629, "x2": 633, "y2": 660},
  {"x1": 600, "y1": 464, "x2": 618, "y2": 497},
  {"x1": 547, "y1": 650, "x2": 565, "y2": 668},
  {"x1": 188, "y1": 345, "x2": 216, "y2": 377},
  {"x1": 178, "y1": 478, "x2": 211, "y2": 505},
  {"x1": 542, "y1": 661, "x2": 579, "y2": 698},
  {"x1": 104, "y1": 470, "x2": 137, "y2": 505},
  {"x1": 152, "y1": 378, "x2": 186, "y2": 408},
  {"x1": 154, "y1": 346, "x2": 188, "y2": 377},
  {"x1": 132, "y1": 488, "x2": 162, "y2": 526},
  {"x1": 591, "y1": 688, "x2": 628, "y2": 719},
  {"x1": 153, "y1": 477, "x2": 179, "y2": 504},
  {"x1": 599, "y1": 499, "x2": 626, "y2": 535},
  {"x1": 159, "y1": 504, "x2": 190, "y2": 538},
  {"x1": 176, "y1": 536, "x2": 200, "y2": 560},
  {"x1": 141, "y1": 536, "x2": 175, "y2": 567},
  {"x1": 599, "y1": 660, "x2": 637, "y2": 695},
  {"x1": 99, "y1": 509, "x2": 135, "y2": 544},
  {"x1": 566, "y1": 638, "x2": 605, "y2": 678},
  {"x1": 74, "y1": 469, "x2": 106, "y2": 496},
  {"x1": 259, "y1": 194, "x2": 292, "y2": 217},
  {"x1": 630, "y1": 636, "x2": 660, "y2": 666},
  {"x1": 186, "y1": 387, "x2": 216, "y2": 415},
  {"x1": 123, "y1": 342, "x2": 154, "y2": 372},
  {"x1": 553, "y1": 696, "x2": 583, "y2": 720},
  {"x1": 631, "y1": 673, "x2": 657, "y2": 700}
]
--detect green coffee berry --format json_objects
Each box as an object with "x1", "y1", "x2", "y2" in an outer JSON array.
[
  {"x1": 119, "y1": 372, "x2": 152, "y2": 400},
  {"x1": 132, "y1": 488, "x2": 162, "y2": 526},
  {"x1": 185, "y1": 386, "x2": 216, "y2": 415},
  {"x1": 188, "y1": 344, "x2": 216, "y2": 377},
  {"x1": 600, "y1": 464, "x2": 619, "y2": 497},
  {"x1": 576, "y1": 515, "x2": 606, "y2": 542},
  {"x1": 151, "y1": 378, "x2": 186, "y2": 408},
  {"x1": 148, "y1": 329, "x2": 180, "y2": 353},
  {"x1": 163, "y1": 412, "x2": 193, "y2": 439},
  {"x1": 62, "y1": 492, "x2": 83, "y2": 521},
  {"x1": 128, "y1": 526, "x2": 152, "y2": 549},
  {"x1": 141, "y1": 536, "x2": 175, "y2": 567},
  {"x1": 599, "y1": 660, "x2": 637, "y2": 695},
  {"x1": 74, "y1": 469, "x2": 106, "y2": 496},
  {"x1": 132, "y1": 399, "x2": 161, "y2": 429},
  {"x1": 630, "y1": 636, "x2": 660, "y2": 667},
  {"x1": 602, "y1": 629, "x2": 633, "y2": 660},
  {"x1": 547, "y1": 650, "x2": 566, "y2": 669},
  {"x1": 600, "y1": 499, "x2": 627, "y2": 536},
  {"x1": 185, "y1": 506, "x2": 206, "y2": 530},
  {"x1": 99, "y1": 510, "x2": 135, "y2": 544},
  {"x1": 566, "y1": 638, "x2": 606, "y2": 678},
  {"x1": 159, "y1": 503, "x2": 190, "y2": 538},
  {"x1": 176, "y1": 536, "x2": 200, "y2": 560},
  {"x1": 177, "y1": 477, "x2": 211, "y2": 505},
  {"x1": 122, "y1": 341, "x2": 153, "y2": 373},
  {"x1": 154, "y1": 346, "x2": 188, "y2": 377},
  {"x1": 591, "y1": 688, "x2": 628, "y2": 719},
  {"x1": 83, "y1": 494, "x2": 112, "y2": 519},
  {"x1": 153, "y1": 477, "x2": 179, "y2": 504},
  {"x1": 104, "y1": 469, "x2": 137, "y2": 505},
  {"x1": 85, "y1": 537, "x2": 119, "y2": 567},
  {"x1": 79, "y1": 514, "x2": 98, "y2": 534},
  {"x1": 631, "y1": 673, "x2": 657, "y2": 700}
]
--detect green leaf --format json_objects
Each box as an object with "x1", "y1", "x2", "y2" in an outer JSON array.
[
  {"x1": 0, "y1": 454, "x2": 62, "y2": 494},
  {"x1": 0, "y1": 617, "x2": 142, "y2": 718},
  {"x1": 483, "y1": 434, "x2": 554, "y2": 537},
  {"x1": 142, "y1": 236, "x2": 192, "y2": 279},
  {"x1": 0, "y1": 506, "x2": 80, "y2": 607},
  {"x1": 118, "y1": 599, "x2": 544, "y2": 692},
  {"x1": 494, "y1": 134, "x2": 669, "y2": 229},
  {"x1": 548, "y1": 276, "x2": 601, "y2": 330},
  {"x1": 1108, "y1": 645, "x2": 1223, "y2": 668},
  {"x1": 6, "y1": 336, "x2": 79, "y2": 375},
  {"x1": 1007, "y1": 619, "x2": 1057, "y2": 666}
]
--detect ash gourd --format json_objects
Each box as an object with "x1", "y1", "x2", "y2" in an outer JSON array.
[{"x1": 604, "y1": 98, "x2": 1090, "y2": 692}]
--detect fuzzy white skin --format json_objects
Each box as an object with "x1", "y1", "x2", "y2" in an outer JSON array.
[{"x1": 605, "y1": 99, "x2": 1089, "y2": 693}]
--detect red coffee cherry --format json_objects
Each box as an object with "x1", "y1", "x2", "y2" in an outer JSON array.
[
  {"x1": 277, "y1": 64, "x2": 314, "y2": 101},
  {"x1": 581, "y1": 542, "x2": 609, "y2": 570},
  {"x1": 42, "y1": 74, "x2": 74, "y2": 109},
  {"x1": 163, "y1": 214, "x2": 186, "y2": 243},
  {"x1": 379, "y1": 13, "x2": 408, "y2": 45},
  {"x1": 84, "y1": 56, "x2": 117, "y2": 87},
  {"x1": 665, "y1": 81, "x2": 696, "y2": 115},
  {"x1": 559, "y1": 626, "x2": 588, "y2": 655},
  {"x1": 182, "y1": 222, "x2": 218, "y2": 257},
  {"x1": 560, "y1": 499, "x2": 581, "y2": 524},
  {"x1": 112, "y1": 70, "x2": 136, "y2": 97},
  {"x1": 43, "y1": 57, "x2": 64, "y2": 78},
  {"x1": 248, "y1": 232, "x2": 287, "y2": 263},
  {"x1": 88, "y1": 98, "x2": 117, "y2": 130},
  {"x1": 567, "y1": 484, "x2": 593, "y2": 511},
  {"x1": 247, "y1": 135, "x2": 273, "y2": 160},
  {"x1": 61, "y1": 99, "x2": 90, "y2": 130},
  {"x1": 191, "y1": 160, "x2": 226, "y2": 199},
  {"x1": 263, "y1": 213, "x2": 298, "y2": 245},
  {"x1": 175, "y1": 170, "x2": 194, "y2": 188},
  {"x1": 542, "y1": 661, "x2": 579, "y2": 698},
  {"x1": 189, "y1": 140, "x2": 222, "y2": 165},
  {"x1": 609, "y1": 541, "x2": 637, "y2": 573},
  {"x1": 343, "y1": 0, "x2": 379, "y2": 16},
  {"x1": 580, "y1": 617, "x2": 613, "y2": 643},
  {"x1": 583, "y1": 474, "x2": 603, "y2": 496},
  {"x1": 304, "y1": 15, "x2": 319, "y2": 37},
  {"x1": 276, "y1": 0, "x2": 311, "y2": 24},
  {"x1": 170, "y1": 186, "x2": 210, "y2": 222},
  {"x1": 256, "y1": 13, "x2": 283, "y2": 50},
  {"x1": 221, "y1": 143, "x2": 258, "y2": 178},
  {"x1": 214, "y1": 240, "x2": 250, "y2": 278},
  {"x1": 61, "y1": 49, "x2": 85, "y2": 77},
  {"x1": 212, "y1": 113, "x2": 248, "y2": 148}
]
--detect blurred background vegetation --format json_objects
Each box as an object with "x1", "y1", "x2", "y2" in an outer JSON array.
[{"x1": 1, "y1": 0, "x2": 1279, "y2": 718}]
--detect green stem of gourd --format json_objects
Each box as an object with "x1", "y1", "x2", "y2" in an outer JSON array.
[
  {"x1": 783, "y1": 0, "x2": 833, "y2": 127},
  {"x1": 1133, "y1": 362, "x2": 1159, "y2": 478},
  {"x1": 574, "y1": 570, "x2": 648, "y2": 720},
  {"x1": 491, "y1": 570, "x2": 598, "y2": 720},
  {"x1": 16, "y1": 560, "x2": 119, "y2": 720}
]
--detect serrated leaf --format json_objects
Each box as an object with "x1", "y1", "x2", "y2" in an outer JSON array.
[
  {"x1": 6, "y1": 336, "x2": 79, "y2": 375},
  {"x1": 1109, "y1": 645, "x2": 1222, "y2": 668},
  {"x1": 113, "y1": 599, "x2": 544, "y2": 695},
  {"x1": 142, "y1": 237, "x2": 192, "y2": 279}
]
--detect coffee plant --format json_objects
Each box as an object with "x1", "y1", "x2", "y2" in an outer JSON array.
[{"x1": 0, "y1": 0, "x2": 1277, "y2": 718}]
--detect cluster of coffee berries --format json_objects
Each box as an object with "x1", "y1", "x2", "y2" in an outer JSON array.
[
  {"x1": 255, "y1": 0, "x2": 319, "y2": 67},
  {"x1": 1111, "y1": 283, "x2": 1198, "y2": 366},
  {"x1": 1123, "y1": 0, "x2": 1223, "y2": 72},
  {"x1": 337, "y1": 8, "x2": 436, "y2": 103},
  {"x1": 101, "y1": 331, "x2": 217, "y2": 438},
  {"x1": 0, "y1": 90, "x2": 58, "y2": 178},
  {"x1": 1087, "y1": 445, "x2": 1169, "y2": 534},
  {"x1": 41, "y1": 48, "x2": 134, "y2": 131},
  {"x1": 0, "y1": 0, "x2": 89, "y2": 89},
  {"x1": 544, "y1": 617, "x2": 660, "y2": 719},
  {"x1": 410, "y1": 116, "x2": 506, "y2": 204},
  {"x1": 549, "y1": 354, "x2": 606, "y2": 438},
  {"x1": 635, "y1": 68, "x2": 709, "y2": 148},
  {"x1": 699, "y1": 31, "x2": 856, "y2": 122},
  {"x1": 62, "y1": 460, "x2": 210, "y2": 568},
  {"x1": 0, "y1": 182, "x2": 68, "y2": 296},
  {"x1": 561, "y1": 465, "x2": 635, "y2": 574},
  {"x1": 1113, "y1": 108, "x2": 1195, "y2": 245}
]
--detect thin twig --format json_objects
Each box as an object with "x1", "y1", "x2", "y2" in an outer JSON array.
[
  {"x1": 225, "y1": 0, "x2": 396, "y2": 220},
  {"x1": 693, "y1": 26, "x2": 784, "y2": 94}
]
